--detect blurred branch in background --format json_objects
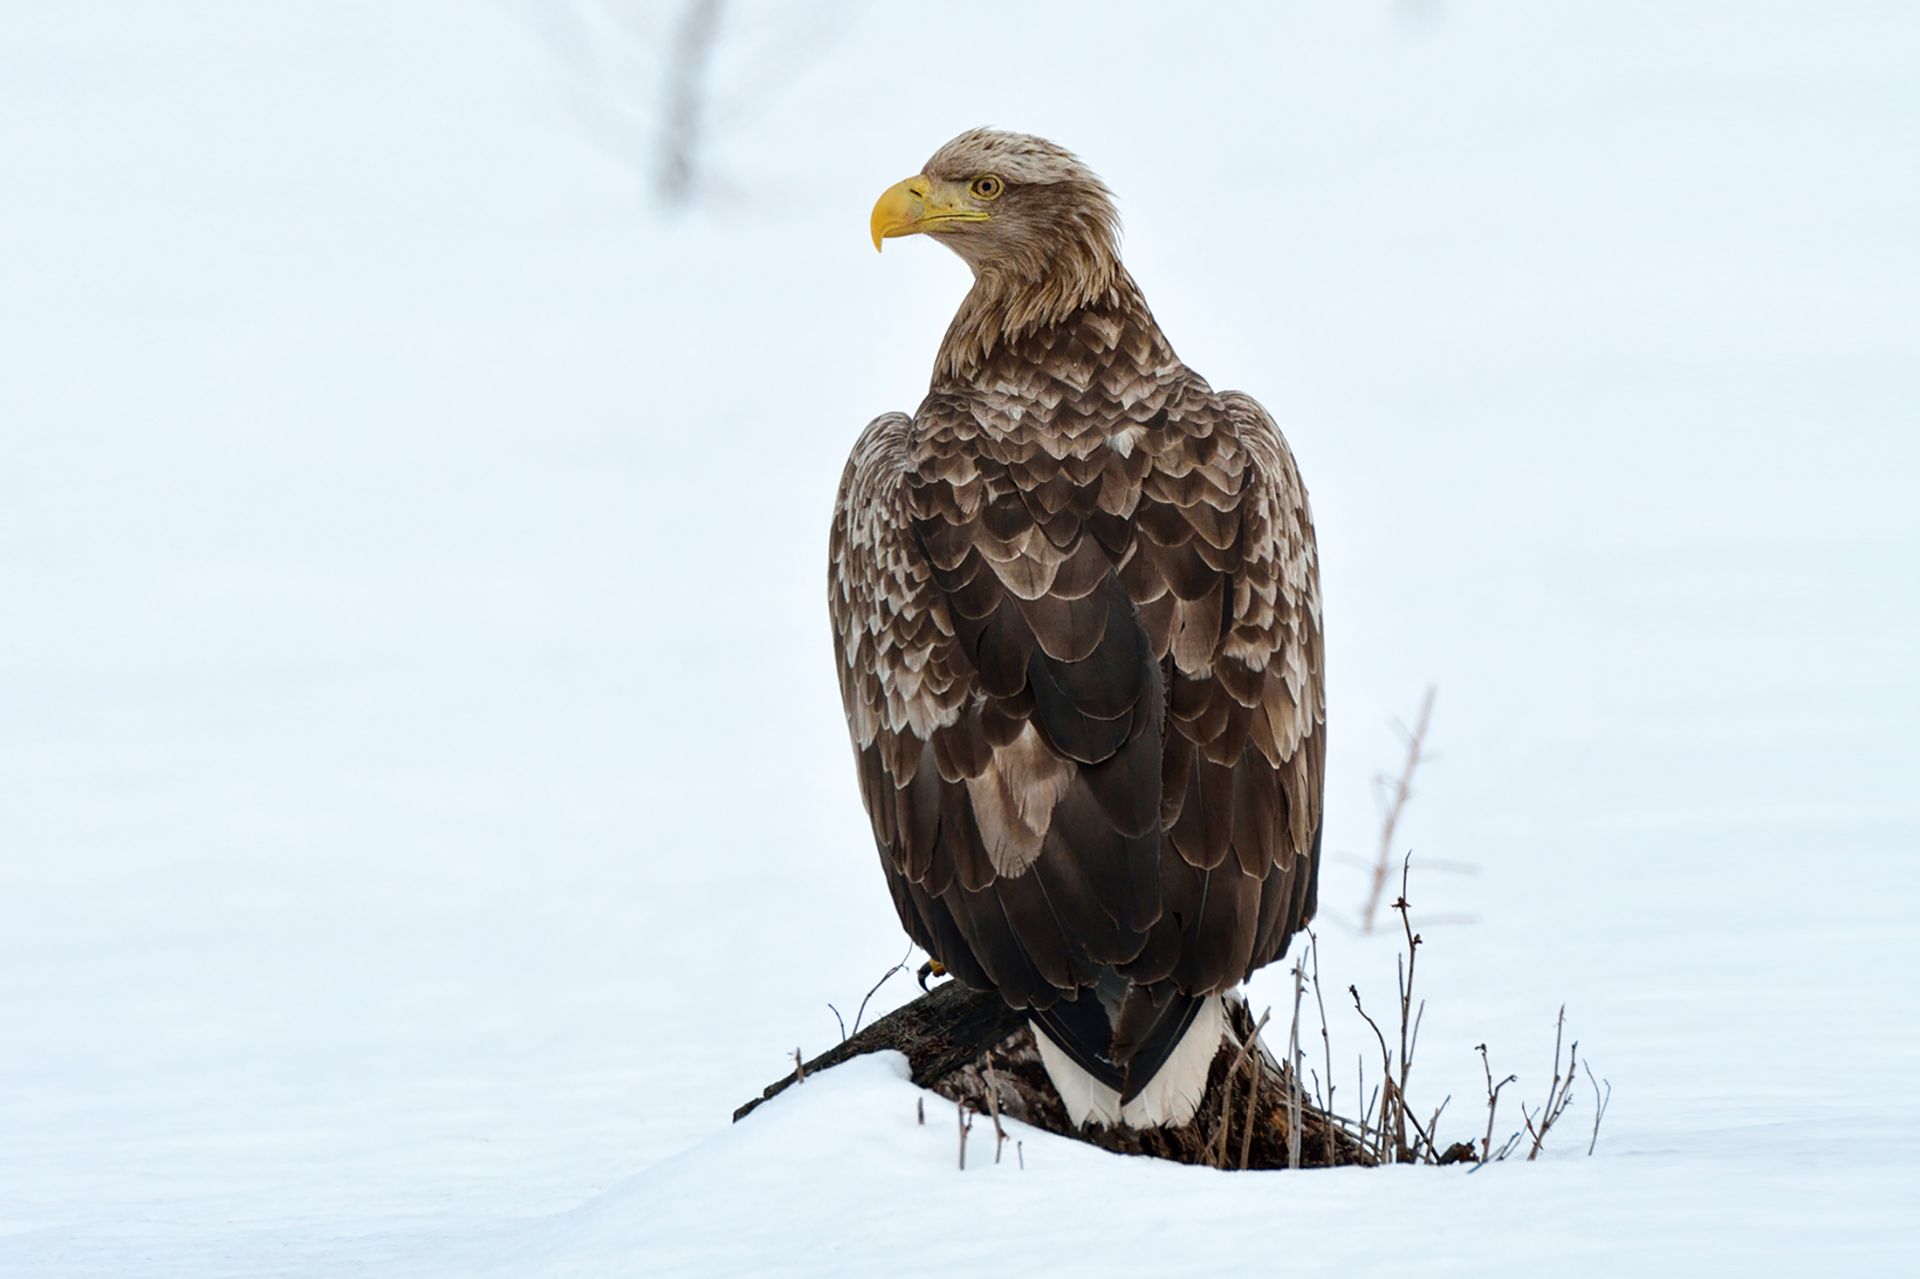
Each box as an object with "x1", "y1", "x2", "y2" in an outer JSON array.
[
  {"x1": 1359, "y1": 686, "x2": 1436, "y2": 933},
  {"x1": 514, "y1": 0, "x2": 861, "y2": 211},
  {"x1": 656, "y1": 0, "x2": 723, "y2": 207},
  {"x1": 1326, "y1": 686, "x2": 1475, "y2": 932}
]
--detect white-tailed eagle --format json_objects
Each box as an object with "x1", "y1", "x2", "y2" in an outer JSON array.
[{"x1": 829, "y1": 129, "x2": 1324, "y2": 1128}]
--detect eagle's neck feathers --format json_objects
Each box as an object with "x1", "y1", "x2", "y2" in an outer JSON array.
[{"x1": 933, "y1": 264, "x2": 1177, "y2": 391}]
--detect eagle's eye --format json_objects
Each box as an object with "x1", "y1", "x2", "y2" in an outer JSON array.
[{"x1": 969, "y1": 175, "x2": 1004, "y2": 201}]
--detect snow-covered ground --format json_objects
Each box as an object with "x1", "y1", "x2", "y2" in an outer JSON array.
[{"x1": 2, "y1": 2, "x2": 1915, "y2": 1274}]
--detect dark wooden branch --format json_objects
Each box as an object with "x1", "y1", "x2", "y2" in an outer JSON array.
[
  {"x1": 735, "y1": 981, "x2": 1374, "y2": 1170},
  {"x1": 733, "y1": 979, "x2": 1024, "y2": 1122}
]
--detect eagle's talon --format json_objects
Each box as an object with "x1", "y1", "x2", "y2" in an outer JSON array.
[{"x1": 917, "y1": 959, "x2": 947, "y2": 991}]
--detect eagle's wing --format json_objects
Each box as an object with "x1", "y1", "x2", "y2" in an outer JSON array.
[
  {"x1": 1141, "y1": 389, "x2": 1325, "y2": 995},
  {"x1": 828, "y1": 387, "x2": 1323, "y2": 1015},
  {"x1": 828, "y1": 405, "x2": 1164, "y2": 1013}
]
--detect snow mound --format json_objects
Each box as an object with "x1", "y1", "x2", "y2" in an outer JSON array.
[{"x1": 490, "y1": 1053, "x2": 1911, "y2": 1278}]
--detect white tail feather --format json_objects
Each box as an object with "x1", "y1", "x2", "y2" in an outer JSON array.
[{"x1": 1030, "y1": 993, "x2": 1229, "y2": 1129}]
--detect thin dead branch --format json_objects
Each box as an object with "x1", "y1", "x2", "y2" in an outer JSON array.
[
  {"x1": 1216, "y1": 1060, "x2": 1236, "y2": 1169},
  {"x1": 1348, "y1": 984, "x2": 1399, "y2": 1160},
  {"x1": 1241, "y1": 1042, "x2": 1264, "y2": 1172},
  {"x1": 1202, "y1": 1007, "x2": 1271, "y2": 1169},
  {"x1": 1476, "y1": 1042, "x2": 1517, "y2": 1163},
  {"x1": 1391, "y1": 855, "x2": 1424, "y2": 1162},
  {"x1": 830, "y1": 945, "x2": 916, "y2": 1043},
  {"x1": 1410, "y1": 1096, "x2": 1451, "y2": 1163},
  {"x1": 1522, "y1": 1006, "x2": 1580, "y2": 1161},
  {"x1": 1308, "y1": 929, "x2": 1336, "y2": 1167},
  {"x1": 1585, "y1": 1061, "x2": 1612, "y2": 1156},
  {"x1": 1286, "y1": 956, "x2": 1306, "y2": 1170},
  {"x1": 1356, "y1": 1054, "x2": 1381, "y2": 1164},
  {"x1": 854, "y1": 946, "x2": 913, "y2": 1036},
  {"x1": 983, "y1": 1062, "x2": 1009, "y2": 1164}
]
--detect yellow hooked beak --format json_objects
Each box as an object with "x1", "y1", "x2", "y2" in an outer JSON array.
[{"x1": 869, "y1": 176, "x2": 990, "y2": 251}]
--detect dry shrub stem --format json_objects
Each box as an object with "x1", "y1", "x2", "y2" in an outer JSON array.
[
  {"x1": 830, "y1": 944, "x2": 915, "y2": 1044},
  {"x1": 983, "y1": 1062, "x2": 1009, "y2": 1164},
  {"x1": 1202, "y1": 1008, "x2": 1271, "y2": 1169},
  {"x1": 1216, "y1": 1063, "x2": 1236, "y2": 1168},
  {"x1": 1308, "y1": 929, "x2": 1337, "y2": 1167},
  {"x1": 1477, "y1": 1042, "x2": 1517, "y2": 1162},
  {"x1": 1335, "y1": 854, "x2": 1602, "y2": 1167},
  {"x1": 1286, "y1": 957, "x2": 1306, "y2": 1170},
  {"x1": 1521, "y1": 1006, "x2": 1580, "y2": 1161},
  {"x1": 1585, "y1": 1062, "x2": 1613, "y2": 1156},
  {"x1": 1242, "y1": 1038, "x2": 1265, "y2": 1172},
  {"x1": 1393, "y1": 855, "x2": 1424, "y2": 1159},
  {"x1": 1348, "y1": 984, "x2": 1396, "y2": 1161}
]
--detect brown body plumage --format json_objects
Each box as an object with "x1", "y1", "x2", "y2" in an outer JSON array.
[{"x1": 829, "y1": 129, "x2": 1324, "y2": 1127}]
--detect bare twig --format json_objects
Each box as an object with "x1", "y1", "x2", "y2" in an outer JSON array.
[
  {"x1": 916, "y1": 1096, "x2": 924, "y2": 1126},
  {"x1": 1216, "y1": 1060, "x2": 1236, "y2": 1169},
  {"x1": 1391, "y1": 855, "x2": 1423, "y2": 1162},
  {"x1": 1286, "y1": 957, "x2": 1306, "y2": 1170},
  {"x1": 1522, "y1": 1006, "x2": 1580, "y2": 1161},
  {"x1": 791, "y1": 1047, "x2": 805, "y2": 1084},
  {"x1": 830, "y1": 945, "x2": 916, "y2": 1043},
  {"x1": 957, "y1": 1099, "x2": 973, "y2": 1171},
  {"x1": 1476, "y1": 1042, "x2": 1517, "y2": 1163},
  {"x1": 1357, "y1": 1052, "x2": 1381, "y2": 1164},
  {"x1": 1410, "y1": 1096, "x2": 1451, "y2": 1163},
  {"x1": 853, "y1": 945, "x2": 914, "y2": 1036},
  {"x1": 1349, "y1": 984, "x2": 1400, "y2": 1160},
  {"x1": 1359, "y1": 687, "x2": 1436, "y2": 933},
  {"x1": 1584, "y1": 1061, "x2": 1612, "y2": 1156},
  {"x1": 983, "y1": 1062, "x2": 1009, "y2": 1165},
  {"x1": 1203, "y1": 1007, "x2": 1271, "y2": 1168},
  {"x1": 1306, "y1": 930, "x2": 1338, "y2": 1167},
  {"x1": 1341, "y1": 857, "x2": 1455, "y2": 1164},
  {"x1": 1241, "y1": 1045, "x2": 1264, "y2": 1172}
]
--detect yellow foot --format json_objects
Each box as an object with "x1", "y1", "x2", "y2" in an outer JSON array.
[{"x1": 917, "y1": 959, "x2": 948, "y2": 991}]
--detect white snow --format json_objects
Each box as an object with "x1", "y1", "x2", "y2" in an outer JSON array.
[{"x1": 1, "y1": 2, "x2": 1916, "y2": 1275}]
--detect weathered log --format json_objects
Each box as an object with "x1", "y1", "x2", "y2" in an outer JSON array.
[{"x1": 735, "y1": 981, "x2": 1375, "y2": 1170}]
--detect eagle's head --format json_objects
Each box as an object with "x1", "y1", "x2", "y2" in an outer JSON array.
[{"x1": 870, "y1": 128, "x2": 1121, "y2": 290}]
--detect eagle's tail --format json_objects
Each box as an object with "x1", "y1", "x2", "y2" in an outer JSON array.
[{"x1": 1029, "y1": 985, "x2": 1228, "y2": 1129}]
